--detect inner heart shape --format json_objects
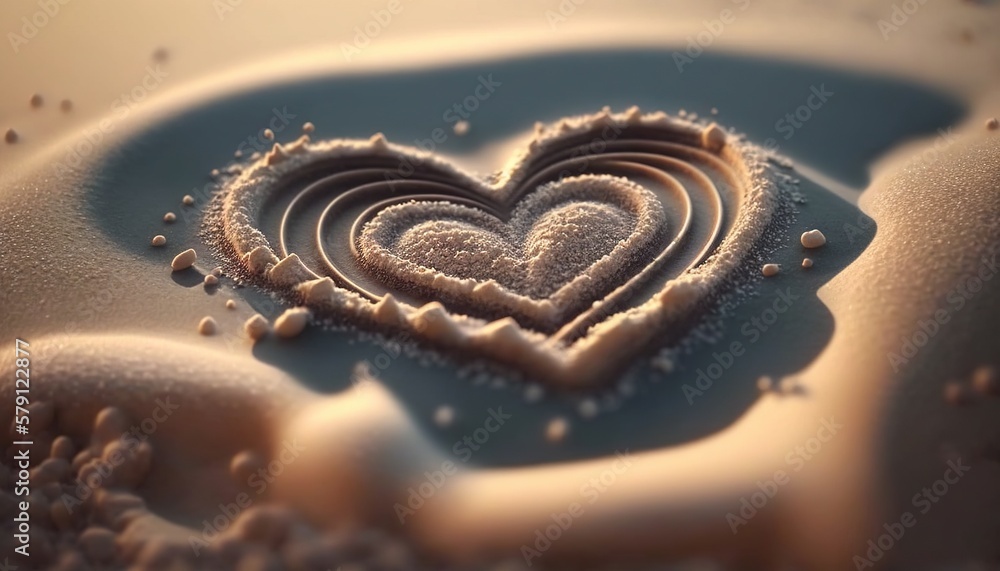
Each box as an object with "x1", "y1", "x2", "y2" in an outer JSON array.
[
  {"x1": 208, "y1": 108, "x2": 791, "y2": 386},
  {"x1": 358, "y1": 175, "x2": 666, "y2": 330}
]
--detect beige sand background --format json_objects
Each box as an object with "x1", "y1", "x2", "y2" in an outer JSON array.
[{"x1": 2, "y1": 1, "x2": 1000, "y2": 570}]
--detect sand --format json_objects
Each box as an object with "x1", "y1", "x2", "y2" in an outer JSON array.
[{"x1": 1, "y1": 2, "x2": 999, "y2": 570}]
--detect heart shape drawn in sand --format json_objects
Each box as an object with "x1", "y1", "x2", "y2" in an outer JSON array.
[
  {"x1": 357, "y1": 174, "x2": 666, "y2": 331},
  {"x1": 207, "y1": 107, "x2": 793, "y2": 386}
]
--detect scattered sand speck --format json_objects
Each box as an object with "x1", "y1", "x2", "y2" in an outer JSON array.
[
  {"x1": 972, "y1": 366, "x2": 997, "y2": 396},
  {"x1": 152, "y1": 47, "x2": 169, "y2": 62},
  {"x1": 302, "y1": 122, "x2": 315, "y2": 133},
  {"x1": 244, "y1": 314, "x2": 270, "y2": 340},
  {"x1": 182, "y1": 195, "x2": 194, "y2": 206},
  {"x1": 800, "y1": 229, "x2": 827, "y2": 248},
  {"x1": 197, "y1": 316, "x2": 217, "y2": 336},
  {"x1": 524, "y1": 384, "x2": 544, "y2": 403},
  {"x1": 434, "y1": 406, "x2": 455, "y2": 427},
  {"x1": 5, "y1": 128, "x2": 18, "y2": 143},
  {"x1": 453, "y1": 120, "x2": 470, "y2": 136},
  {"x1": 163, "y1": 212, "x2": 176, "y2": 223},
  {"x1": 802, "y1": 258, "x2": 813, "y2": 269},
  {"x1": 151, "y1": 235, "x2": 166, "y2": 247},
  {"x1": 263, "y1": 129, "x2": 275, "y2": 140},
  {"x1": 234, "y1": 149, "x2": 243, "y2": 158},
  {"x1": 578, "y1": 399, "x2": 598, "y2": 419},
  {"x1": 171, "y1": 248, "x2": 197, "y2": 271},
  {"x1": 757, "y1": 376, "x2": 773, "y2": 392},
  {"x1": 546, "y1": 417, "x2": 569, "y2": 443},
  {"x1": 762, "y1": 263, "x2": 780, "y2": 277},
  {"x1": 30, "y1": 94, "x2": 43, "y2": 108},
  {"x1": 60, "y1": 99, "x2": 73, "y2": 112},
  {"x1": 943, "y1": 381, "x2": 967, "y2": 406},
  {"x1": 230, "y1": 450, "x2": 264, "y2": 482}
]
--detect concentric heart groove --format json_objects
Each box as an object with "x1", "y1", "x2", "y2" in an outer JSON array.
[{"x1": 205, "y1": 108, "x2": 794, "y2": 386}]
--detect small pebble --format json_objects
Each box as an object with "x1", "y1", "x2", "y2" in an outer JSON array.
[
  {"x1": 198, "y1": 316, "x2": 217, "y2": 336},
  {"x1": 163, "y1": 212, "x2": 176, "y2": 223},
  {"x1": 211, "y1": 267, "x2": 223, "y2": 277},
  {"x1": 93, "y1": 407, "x2": 129, "y2": 445},
  {"x1": 710, "y1": 107, "x2": 719, "y2": 115},
  {"x1": 987, "y1": 117, "x2": 999, "y2": 131},
  {"x1": 60, "y1": 99, "x2": 73, "y2": 112},
  {"x1": 170, "y1": 248, "x2": 197, "y2": 271},
  {"x1": 151, "y1": 235, "x2": 167, "y2": 247},
  {"x1": 433, "y1": 406, "x2": 455, "y2": 428},
  {"x1": 30, "y1": 94, "x2": 44, "y2": 108},
  {"x1": 78, "y1": 526, "x2": 117, "y2": 563},
  {"x1": 234, "y1": 149, "x2": 243, "y2": 158},
  {"x1": 762, "y1": 263, "x2": 780, "y2": 277},
  {"x1": 801, "y1": 258, "x2": 813, "y2": 269},
  {"x1": 546, "y1": 418, "x2": 569, "y2": 443},
  {"x1": 524, "y1": 384, "x2": 544, "y2": 403},
  {"x1": 302, "y1": 122, "x2": 315, "y2": 133},
  {"x1": 226, "y1": 299, "x2": 237, "y2": 310},
  {"x1": 757, "y1": 376, "x2": 773, "y2": 392},
  {"x1": 701, "y1": 123, "x2": 726, "y2": 151},
  {"x1": 971, "y1": 366, "x2": 998, "y2": 396},
  {"x1": 182, "y1": 194, "x2": 194, "y2": 206},
  {"x1": 263, "y1": 128, "x2": 275, "y2": 140},
  {"x1": 453, "y1": 120, "x2": 470, "y2": 136},
  {"x1": 5, "y1": 128, "x2": 18, "y2": 143},
  {"x1": 50, "y1": 436, "x2": 75, "y2": 461},
  {"x1": 244, "y1": 314, "x2": 270, "y2": 340},
  {"x1": 779, "y1": 377, "x2": 800, "y2": 393},
  {"x1": 943, "y1": 381, "x2": 968, "y2": 406},
  {"x1": 204, "y1": 274, "x2": 219, "y2": 287},
  {"x1": 230, "y1": 450, "x2": 264, "y2": 483},
  {"x1": 578, "y1": 399, "x2": 598, "y2": 419},
  {"x1": 800, "y1": 229, "x2": 827, "y2": 248},
  {"x1": 274, "y1": 307, "x2": 310, "y2": 338},
  {"x1": 210, "y1": 168, "x2": 220, "y2": 178}
]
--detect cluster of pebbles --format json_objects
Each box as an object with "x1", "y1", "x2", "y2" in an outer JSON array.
[{"x1": 0, "y1": 402, "x2": 469, "y2": 571}]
